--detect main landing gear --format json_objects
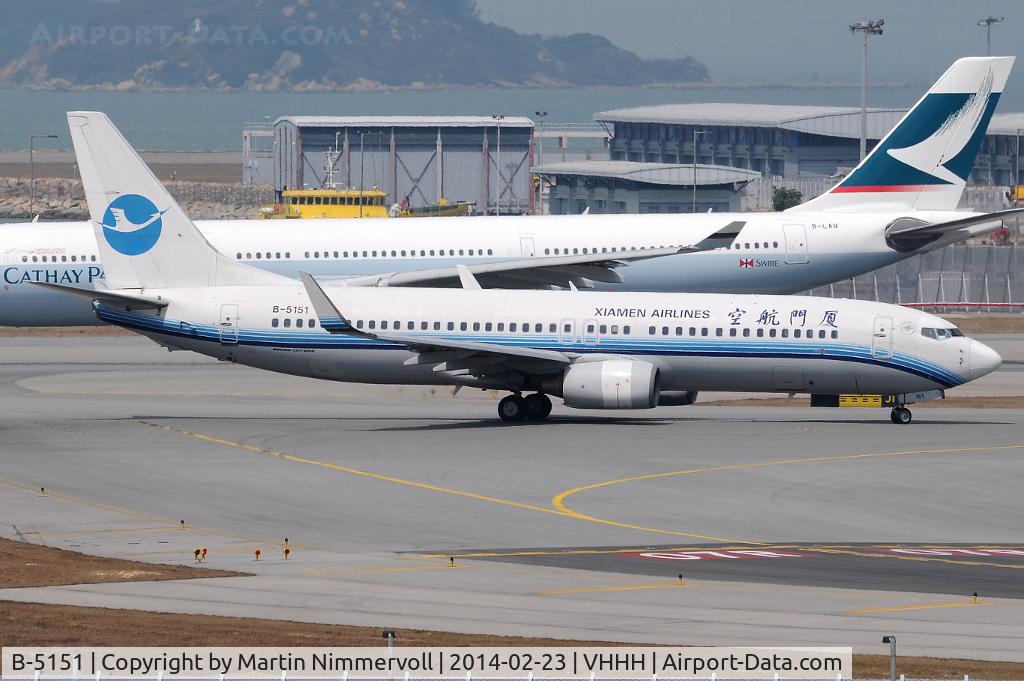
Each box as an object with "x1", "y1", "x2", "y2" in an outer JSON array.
[
  {"x1": 498, "y1": 393, "x2": 552, "y2": 422},
  {"x1": 890, "y1": 406, "x2": 913, "y2": 425}
]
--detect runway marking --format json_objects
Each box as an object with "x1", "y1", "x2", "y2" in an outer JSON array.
[
  {"x1": 299, "y1": 563, "x2": 467, "y2": 576},
  {"x1": 847, "y1": 600, "x2": 991, "y2": 614},
  {"x1": 430, "y1": 544, "x2": 1024, "y2": 560},
  {"x1": 536, "y1": 582, "x2": 695, "y2": 596},
  {"x1": 139, "y1": 421, "x2": 571, "y2": 520},
  {"x1": 20, "y1": 527, "x2": 181, "y2": 537},
  {"x1": 551, "y1": 443, "x2": 1024, "y2": 557}
]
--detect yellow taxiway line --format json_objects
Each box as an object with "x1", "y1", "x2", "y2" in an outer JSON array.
[{"x1": 848, "y1": 600, "x2": 990, "y2": 614}]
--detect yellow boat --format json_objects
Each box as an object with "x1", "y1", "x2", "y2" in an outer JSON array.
[{"x1": 260, "y1": 188, "x2": 389, "y2": 219}]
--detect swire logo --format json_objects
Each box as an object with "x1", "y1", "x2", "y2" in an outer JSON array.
[{"x1": 739, "y1": 259, "x2": 754, "y2": 268}]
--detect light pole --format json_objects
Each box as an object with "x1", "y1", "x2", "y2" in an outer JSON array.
[
  {"x1": 850, "y1": 20, "x2": 884, "y2": 161},
  {"x1": 492, "y1": 114, "x2": 504, "y2": 216},
  {"x1": 30, "y1": 134, "x2": 59, "y2": 218},
  {"x1": 534, "y1": 110, "x2": 547, "y2": 165},
  {"x1": 692, "y1": 129, "x2": 706, "y2": 214},
  {"x1": 534, "y1": 111, "x2": 547, "y2": 215},
  {"x1": 978, "y1": 16, "x2": 1003, "y2": 56},
  {"x1": 1016, "y1": 128, "x2": 1022, "y2": 200}
]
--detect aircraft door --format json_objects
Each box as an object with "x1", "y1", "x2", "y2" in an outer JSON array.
[
  {"x1": 783, "y1": 224, "x2": 809, "y2": 264},
  {"x1": 219, "y1": 304, "x2": 239, "y2": 345},
  {"x1": 872, "y1": 316, "x2": 893, "y2": 360},
  {"x1": 520, "y1": 237, "x2": 536, "y2": 257},
  {"x1": 582, "y1": 319, "x2": 599, "y2": 345}
]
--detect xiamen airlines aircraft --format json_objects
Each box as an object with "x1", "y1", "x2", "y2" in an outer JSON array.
[
  {"x1": 4, "y1": 57, "x2": 1017, "y2": 327},
  {"x1": 45, "y1": 112, "x2": 1002, "y2": 424}
]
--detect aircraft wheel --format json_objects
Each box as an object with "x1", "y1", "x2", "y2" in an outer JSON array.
[
  {"x1": 498, "y1": 394, "x2": 527, "y2": 422},
  {"x1": 891, "y1": 407, "x2": 912, "y2": 425},
  {"x1": 525, "y1": 393, "x2": 553, "y2": 420}
]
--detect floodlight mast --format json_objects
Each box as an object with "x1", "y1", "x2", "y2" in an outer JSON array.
[{"x1": 850, "y1": 19, "x2": 884, "y2": 161}]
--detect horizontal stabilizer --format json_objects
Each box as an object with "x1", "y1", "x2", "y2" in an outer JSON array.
[
  {"x1": 886, "y1": 207, "x2": 1024, "y2": 250},
  {"x1": 31, "y1": 281, "x2": 168, "y2": 309}
]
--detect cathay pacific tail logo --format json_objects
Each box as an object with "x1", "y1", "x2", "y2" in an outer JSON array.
[
  {"x1": 886, "y1": 67, "x2": 994, "y2": 185},
  {"x1": 100, "y1": 194, "x2": 168, "y2": 256}
]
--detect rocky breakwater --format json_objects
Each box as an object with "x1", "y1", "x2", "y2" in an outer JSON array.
[{"x1": 0, "y1": 177, "x2": 272, "y2": 220}]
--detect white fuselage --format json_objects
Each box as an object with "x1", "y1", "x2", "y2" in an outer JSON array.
[
  {"x1": 94, "y1": 285, "x2": 998, "y2": 398},
  {"x1": 1, "y1": 210, "x2": 982, "y2": 325}
]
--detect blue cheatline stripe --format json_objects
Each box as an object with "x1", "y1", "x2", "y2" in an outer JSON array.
[{"x1": 93, "y1": 306, "x2": 964, "y2": 389}]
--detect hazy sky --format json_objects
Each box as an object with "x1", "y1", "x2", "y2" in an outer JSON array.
[{"x1": 474, "y1": 0, "x2": 1023, "y2": 87}]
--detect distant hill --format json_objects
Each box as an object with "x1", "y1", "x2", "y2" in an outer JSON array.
[{"x1": 0, "y1": 0, "x2": 709, "y2": 91}]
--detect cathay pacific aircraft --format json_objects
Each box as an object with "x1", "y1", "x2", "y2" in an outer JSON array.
[
  {"x1": 3, "y1": 57, "x2": 1018, "y2": 326},
  {"x1": 43, "y1": 112, "x2": 1001, "y2": 423}
]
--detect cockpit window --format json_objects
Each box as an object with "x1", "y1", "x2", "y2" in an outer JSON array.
[{"x1": 921, "y1": 327, "x2": 964, "y2": 340}]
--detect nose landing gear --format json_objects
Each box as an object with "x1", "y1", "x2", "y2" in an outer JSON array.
[
  {"x1": 890, "y1": 406, "x2": 913, "y2": 424},
  {"x1": 498, "y1": 393, "x2": 552, "y2": 422}
]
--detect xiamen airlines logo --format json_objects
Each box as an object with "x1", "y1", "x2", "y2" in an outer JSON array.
[
  {"x1": 100, "y1": 194, "x2": 168, "y2": 256},
  {"x1": 886, "y1": 67, "x2": 994, "y2": 185}
]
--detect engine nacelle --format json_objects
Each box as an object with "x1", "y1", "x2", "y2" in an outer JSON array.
[
  {"x1": 560, "y1": 360, "x2": 660, "y2": 409},
  {"x1": 658, "y1": 390, "x2": 698, "y2": 406}
]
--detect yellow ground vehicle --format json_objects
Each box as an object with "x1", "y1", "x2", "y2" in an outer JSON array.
[{"x1": 260, "y1": 188, "x2": 389, "y2": 219}]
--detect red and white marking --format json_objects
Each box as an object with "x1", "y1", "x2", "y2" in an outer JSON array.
[{"x1": 636, "y1": 549, "x2": 809, "y2": 561}]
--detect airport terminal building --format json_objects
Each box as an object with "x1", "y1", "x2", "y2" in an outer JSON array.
[{"x1": 594, "y1": 103, "x2": 1024, "y2": 187}]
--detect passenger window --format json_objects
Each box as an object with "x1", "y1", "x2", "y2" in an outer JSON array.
[
  {"x1": 485, "y1": 322, "x2": 492, "y2": 331},
  {"x1": 611, "y1": 325, "x2": 619, "y2": 334},
  {"x1": 587, "y1": 324, "x2": 596, "y2": 333},
  {"x1": 296, "y1": 319, "x2": 304, "y2": 328},
  {"x1": 715, "y1": 328, "x2": 723, "y2": 337},
  {"x1": 623, "y1": 325, "x2": 631, "y2": 334},
  {"x1": 357, "y1": 320, "x2": 364, "y2": 329},
  {"x1": 271, "y1": 319, "x2": 279, "y2": 328},
  {"x1": 510, "y1": 323, "x2": 518, "y2": 332},
  {"x1": 689, "y1": 327, "x2": 696, "y2": 336},
  {"x1": 701, "y1": 328, "x2": 709, "y2": 337},
  {"x1": 549, "y1": 323, "x2": 556, "y2": 332},
  {"x1": 309, "y1": 320, "x2": 316, "y2": 328},
  {"x1": 781, "y1": 329, "x2": 789, "y2": 338},
  {"x1": 831, "y1": 330, "x2": 839, "y2": 339},
  {"x1": 743, "y1": 328, "x2": 750, "y2": 337},
  {"x1": 818, "y1": 330, "x2": 826, "y2": 339},
  {"x1": 408, "y1": 321, "x2": 415, "y2": 330},
  {"x1": 381, "y1": 321, "x2": 388, "y2": 330},
  {"x1": 794, "y1": 329, "x2": 801, "y2": 338},
  {"x1": 757, "y1": 328, "x2": 764, "y2": 337},
  {"x1": 421, "y1": 322, "x2": 428, "y2": 330},
  {"x1": 729, "y1": 328, "x2": 737, "y2": 337},
  {"x1": 600, "y1": 325, "x2": 607, "y2": 334},
  {"x1": 473, "y1": 322, "x2": 480, "y2": 331},
  {"x1": 284, "y1": 319, "x2": 292, "y2": 328},
  {"x1": 497, "y1": 323, "x2": 505, "y2": 331},
  {"x1": 434, "y1": 322, "x2": 441, "y2": 330},
  {"x1": 662, "y1": 326, "x2": 669, "y2": 335},
  {"x1": 769, "y1": 328, "x2": 776, "y2": 337},
  {"x1": 368, "y1": 320, "x2": 376, "y2": 329},
  {"x1": 675, "y1": 327, "x2": 683, "y2": 336},
  {"x1": 21, "y1": 255, "x2": 27, "y2": 263},
  {"x1": 488, "y1": 249, "x2": 493, "y2": 255},
  {"x1": 649, "y1": 326, "x2": 656, "y2": 335},
  {"x1": 447, "y1": 322, "x2": 454, "y2": 331},
  {"x1": 535, "y1": 323, "x2": 542, "y2": 332}
]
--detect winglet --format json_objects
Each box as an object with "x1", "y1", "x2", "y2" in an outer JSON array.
[
  {"x1": 299, "y1": 272, "x2": 352, "y2": 334},
  {"x1": 456, "y1": 264, "x2": 482, "y2": 290},
  {"x1": 684, "y1": 221, "x2": 745, "y2": 252}
]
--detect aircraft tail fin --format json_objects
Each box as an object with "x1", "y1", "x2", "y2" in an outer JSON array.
[
  {"x1": 791, "y1": 56, "x2": 1014, "y2": 213},
  {"x1": 67, "y1": 111, "x2": 287, "y2": 290}
]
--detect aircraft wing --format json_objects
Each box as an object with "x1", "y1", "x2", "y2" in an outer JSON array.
[
  {"x1": 300, "y1": 272, "x2": 571, "y2": 377},
  {"x1": 337, "y1": 221, "x2": 744, "y2": 289},
  {"x1": 30, "y1": 281, "x2": 168, "y2": 309},
  {"x1": 886, "y1": 208, "x2": 1024, "y2": 249}
]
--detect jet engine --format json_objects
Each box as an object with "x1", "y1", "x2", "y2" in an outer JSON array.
[{"x1": 557, "y1": 360, "x2": 660, "y2": 409}]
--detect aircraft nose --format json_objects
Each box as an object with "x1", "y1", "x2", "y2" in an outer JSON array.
[{"x1": 969, "y1": 339, "x2": 1002, "y2": 380}]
